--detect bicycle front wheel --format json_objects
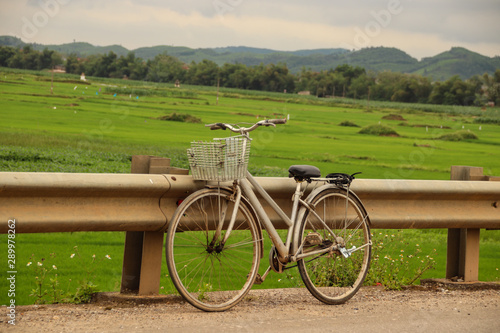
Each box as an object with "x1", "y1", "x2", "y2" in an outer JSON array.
[
  {"x1": 166, "y1": 187, "x2": 261, "y2": 312},
  {"x1": 297, "y1": 187, "x2": 371, "y2": 305}
]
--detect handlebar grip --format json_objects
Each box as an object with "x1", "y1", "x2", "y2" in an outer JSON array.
[
  {"x1": 264, "y1": 118, "x2": 287, "y2": 125},
  {"x1": 205, "y1": 123, "x2": 226, "y2": 130}
]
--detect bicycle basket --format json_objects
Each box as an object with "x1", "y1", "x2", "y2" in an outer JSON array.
[{"x1": 187, "y1": 136, "x2": 251, "y2": 181}]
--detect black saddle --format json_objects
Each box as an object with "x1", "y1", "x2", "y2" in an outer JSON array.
[{"x1": 288, "y1": 165, "x2": 321, "y2": 180}]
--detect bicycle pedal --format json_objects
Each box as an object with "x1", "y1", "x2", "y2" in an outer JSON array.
[
  {"x1": 253, "y1": 274, "x2": 264, "y2": 285},
  {"x1": 305, "y1": 232, "x2": 323, "y2": 246}
]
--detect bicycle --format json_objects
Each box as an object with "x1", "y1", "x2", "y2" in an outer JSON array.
[{"x1": 165, "y1": 119, "x2": 372, "y2": 312}]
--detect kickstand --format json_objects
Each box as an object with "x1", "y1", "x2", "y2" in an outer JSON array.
[{"x1": 253, "y1": 266, "x2": 272, "y2": 285}]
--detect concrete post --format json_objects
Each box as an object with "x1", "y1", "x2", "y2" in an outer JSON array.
[
  {"x1": 120, "y1": 155, "x2": 187, "y2": 295},
  {"x1": 447, "y1": 166, "x2": 483, "y2": 281}
]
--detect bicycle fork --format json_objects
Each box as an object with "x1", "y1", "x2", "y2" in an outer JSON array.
[{"x1": 208, "y1": 183, "x2": 243, "y2": 251}]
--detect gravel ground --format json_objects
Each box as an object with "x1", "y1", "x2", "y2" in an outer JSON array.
[{"x1": 3, "y1": 286, "x2": 499, "y2": 333}]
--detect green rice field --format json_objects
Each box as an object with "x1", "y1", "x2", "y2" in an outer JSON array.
[{"x1": 1, "y1": 68, "x2": 499, "y2": 305}]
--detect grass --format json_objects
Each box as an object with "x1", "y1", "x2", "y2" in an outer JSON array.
[
  {"x1": 2, "y1": 68, "x2": 500, "y2": 180},
  {"x1": 437, "y1": 130, "x2": 479, "y2": 141},
  {"x1": 0, "y1": 232, "x2": 126, "y2": 305},
  {"x1": 1, "y1": 68, "x2": 499, "y2": 305},
  {"x1": 359, "y1": 124, "x2": 400, "y2": 137}
]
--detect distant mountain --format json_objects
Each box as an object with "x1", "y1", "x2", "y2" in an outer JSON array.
[
  {"x1": 338, "y1": 47, "x2": 419, "y2": 72},
  {"x1": 1, "y1": 36, "x2": 498, "y2": 80},
  {"x1": 0, "y1": 37, "x2": 129, "y2": 57},
  {"x1": 213, "y1": 46, "x2": 279, "y2": 55},
  {"x1": 0, "y1": 35, "x2": 25, "y2": 48},
  {"x1": 31, "y1": 41, "x2": 130, "y2": 58},
  {"x1": 290, "y1": 48, "x2": 349, "y2": 57},
  {"x1": 409, "y1": 47, "x2": 500, "y2": 81},
  {"x1": 212, "y1": 46, "x2": 347, "y2": 56}
]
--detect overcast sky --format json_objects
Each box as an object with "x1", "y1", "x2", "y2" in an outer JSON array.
[{"x1": 1, "y1": 0, "x2": 499, "y2": 60}]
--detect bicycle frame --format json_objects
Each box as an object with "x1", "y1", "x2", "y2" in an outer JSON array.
[
  {"x1": 235, "y1": 170, "x2": 347, "y2": 265},
  {"x1": 239, "y1": 171, "x2": 294, "y2": 261},
  {"x1": 200, "y1": 119, "x2": 369, "y2": 268}
]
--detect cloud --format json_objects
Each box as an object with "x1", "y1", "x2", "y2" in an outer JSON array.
[
  {"x1": 0, "y1": 0, "x2": 498, "y2": 59},
  {"x1": 387, "y1": 0, "x2": 500, "y2": 46},
  {"x1": 129, "y1": 0, "x2": 215, "y2": 17}
]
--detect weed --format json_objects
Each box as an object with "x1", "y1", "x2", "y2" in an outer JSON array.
[
  {"x1": 382, "y1": 114, "x2": 406, "y2": 121},
  {"x1": 71, "y1": 281, "x2": 99, "y2": 304},
  {"x1": 308, "y1": 254, "x2": 364, "y2": 288},
  {"x1": 359, "y1": 124, "x2": 400, "y2": 137},
  {"x1": 26, "y1": 246, "x2": 113, "y2": 304},
  {"x1": 27, "y1": 253, "x2": 64, "y2": 304},
  {"x1": 437, "y1": 130, "x2": 478, "y2": 141},
  {"x1": 157, "y1": 113, "x2": 202, "y2": 123},
  {"x1": 365, "y1": 231, "x2": 437, "y2": 289},
  {"x1": 339, "y1": 120, "x2": 360, "y2": 127},
  {"x1": 197, "y1": 283, "x2": 213, "y2": 301}
]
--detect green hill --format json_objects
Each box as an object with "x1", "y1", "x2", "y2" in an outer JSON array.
[
  {"x1": 213, "y1": 46, "x2": 279, "y2": 54},
  {"x1": 409, "y1": 47, "x2": 500, "y2": 81},
  {"x1": 1, "y1": 35, "x2": 498, "y2": 79},
  {"x1": 33, "y1": 42, "x2": 129, "y2": 58},
  {"x1": 0, "y1": 35, "x2": 25, "y2": 47},
  {"x1": 304, "y1": 47, "x2": 418, "y2": 73}
]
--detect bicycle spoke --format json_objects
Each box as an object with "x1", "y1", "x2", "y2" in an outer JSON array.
[
  {"x1": 298, "y1": 187, "x2": 371, "y2": 305},
  {"x1": 166, "y1": 188, "x2": 261, "y2": 312}
]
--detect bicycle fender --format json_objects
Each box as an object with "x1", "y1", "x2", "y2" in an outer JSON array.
[
  {"x1": 291, "y1": 184, "x2": 370, "y2": 255},
  {"x1": 303, "y1": 184, "x2": 369, "y2": 219}
]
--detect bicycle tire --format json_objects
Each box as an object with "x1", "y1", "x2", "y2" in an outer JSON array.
[
  {"x1": 166, "y1": 187, "x2": 261, "y2": 312},
  {"x1": 297, "y1": 187, "x2": 371, "y2": 304}
]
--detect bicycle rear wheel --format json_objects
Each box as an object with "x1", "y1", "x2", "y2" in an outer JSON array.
[
  {"x1": 297, "y1": 187, "x2": 371, "y2": 304},
  {"x1": 166, "y1": 187, "x2": 261, "y2": 312}
]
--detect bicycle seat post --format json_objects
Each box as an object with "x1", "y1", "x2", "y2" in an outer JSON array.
[{"x1": 290, "y1": 181, "x2": 303, "y2": 230}]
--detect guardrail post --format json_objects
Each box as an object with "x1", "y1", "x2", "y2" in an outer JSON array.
[
  {"x1": 120, "y1": 155, "x2": 187, "y2": 295},
  {"x1": 447, "y1": 166, "x2": 483, "y2": 281}
]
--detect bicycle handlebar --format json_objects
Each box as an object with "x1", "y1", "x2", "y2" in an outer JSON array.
[{"x1": 205, "y1": 118, "x2": 287, "y2": 134}]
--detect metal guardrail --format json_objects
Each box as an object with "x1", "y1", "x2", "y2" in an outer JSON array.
[
  {"x1": 1, "y1": 160, "x2": 499, "y2": 293},
  {"x1": 0, "y1": 172, "x2": 172, "y2": 233},
  {"x1": 1, "y1": 172, "x2": 499, "y2": 233}
]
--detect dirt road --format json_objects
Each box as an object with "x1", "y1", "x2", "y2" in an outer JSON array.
[{"x1": 3, "y1": 286, "x2": 499, "y2": 333}]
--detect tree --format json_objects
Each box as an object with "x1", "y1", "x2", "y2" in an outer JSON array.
[
  {"x1": 146, "y1": 52, "x2": 186, "y2": 83},
  {"x1": 485, "y1": 69, "x2": 500, "y2": 105},
  {"x1": 259, "y1": 63, "x2": 295, "y2": 92},
  {"x1": 122, "y1": 52, "x2": 147, "y2": 80},
  {"x1": 93, "y1": 51, "x2": 118, "y2": 77},
  {"x1": 247, "y1": 64, "x2": 265, "y2": 91},
  {"x1": 65, "y1": 53, "x2": 81, "y2": 74},
  {"x1": 38, "y1": 48, "x2": 55, "y2": 69},
  {"x1": 21, "y1": 45, "x2": 39, "y2": 69},
  {"x1": 349, "y1": 73, "x2": 375, "y2": 99},
  {"x1": 390, "y1": 74, "x2": 432, "y2": 103},
  {"x1": 6, "y1": 51, "x2": 24, "y2": 69},
  {"x1": 334, "y1": 64, "x2": 365, "y2": 85},
  {"x1": 428, "y1": 75, "x2": 478, "y2": 106},
  {"x1": 219, "y1": 63, "x2": 249, "y2": 89},
  {"x1": 0, "y1": 46, "x2": 18, "y2": 67},
  {"x1": 186, "y1": 59, "x2": 219, "y2": 86},
  {"x1": 80, "y1": 55, "x2": 100, "y2": 76},
  {"x1": 294, "y1": 66, "x2": 315, "y2": 92},
  {"x1": 370, "y1": 71, "x2": 400, "y2": 101},
  {"x1": 0, "y1": 44, "x2": 494, "y2": 106}
]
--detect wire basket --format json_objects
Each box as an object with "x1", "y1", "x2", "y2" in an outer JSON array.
[{"x1": 187, "y1": 136, "x2": 251, "y2": 181}]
